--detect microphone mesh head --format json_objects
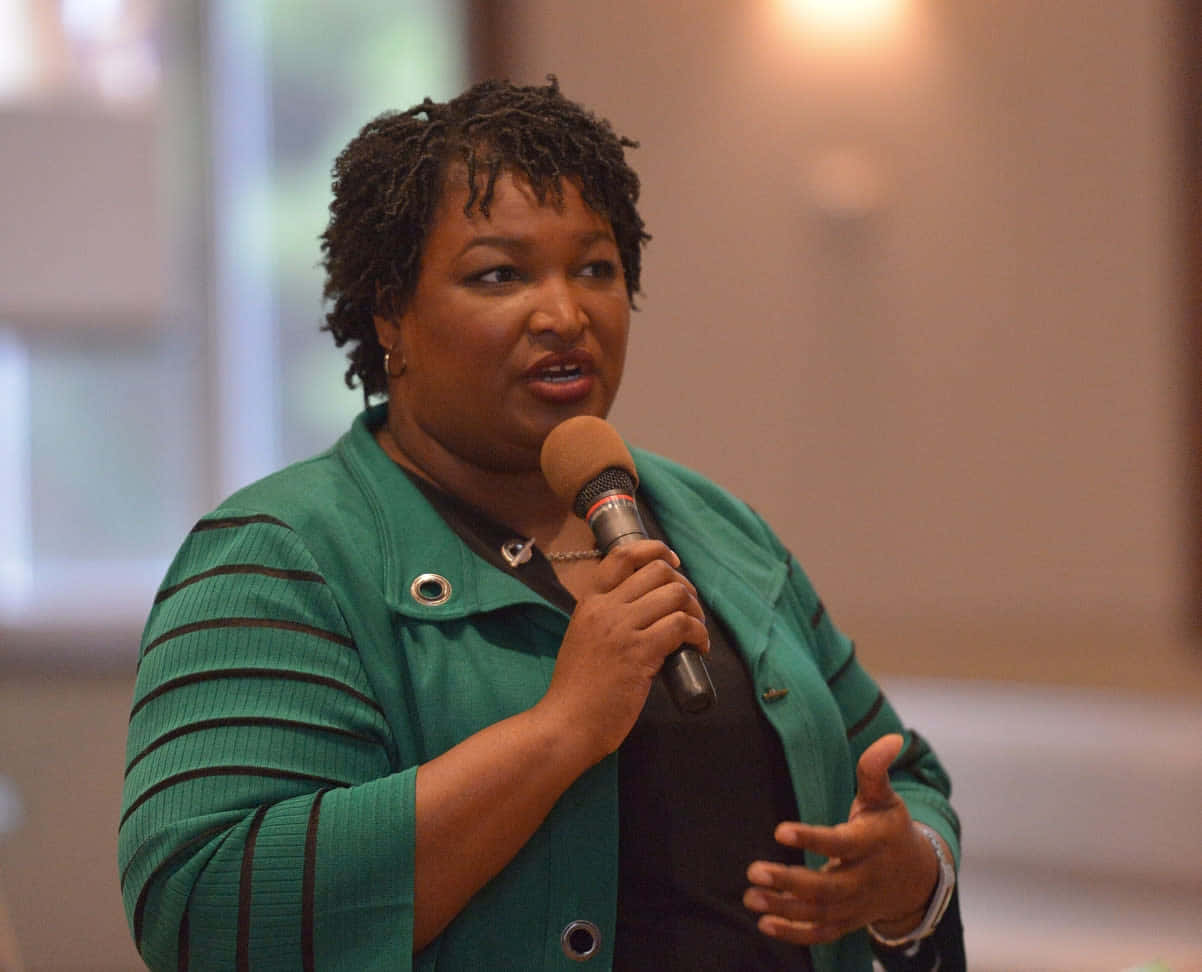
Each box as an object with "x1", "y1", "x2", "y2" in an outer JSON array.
[
  {"x1": 540, "y1": 416, "x2": 639, "y2": 509},
  {"x1": 571, "y1": 467, "x2": 636, "y2": 518}
]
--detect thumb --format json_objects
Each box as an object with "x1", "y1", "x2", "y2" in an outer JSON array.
[{"x1": 855, "y1": 733, "x2": 904, "y2": 810}]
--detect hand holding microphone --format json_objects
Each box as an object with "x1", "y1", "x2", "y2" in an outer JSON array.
[{"x1": 541, "y1": 416, "x2": 717, "y2": 714}]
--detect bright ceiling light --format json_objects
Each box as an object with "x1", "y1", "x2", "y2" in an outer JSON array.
[{"x1": 782, "y1": 0, "x2": 907, "y2": 35}]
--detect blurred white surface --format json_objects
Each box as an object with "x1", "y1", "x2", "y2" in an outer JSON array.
[
  {"x1": 886, "y1": 678, "x2": 1202, "y2": 972},
  {"x1": 0, "y1": 776, "x2": 21, "y2": 837}
]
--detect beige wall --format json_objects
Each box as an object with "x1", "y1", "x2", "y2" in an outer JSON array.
[
  {"x1": 2, "y1": 2, "x2": 1201, "y2": 970},
  {"x1": 0, "y1": 673, "x2": 141, "y2": 971},
  {"x1": 500, "y1": 0, "x2": 1201, "y2": 695},
  {"x1": 491, "y1": 5, "x2": 1202, "y2": 966}
]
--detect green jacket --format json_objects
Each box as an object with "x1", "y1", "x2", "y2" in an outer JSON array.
[{"x1": 120, "y1": 407, "x2": 959, "y2": 971}]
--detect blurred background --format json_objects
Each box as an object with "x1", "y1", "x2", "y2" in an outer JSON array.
[{"x1": 1, "y1": 0, "x2": 1200, "y2": 968}]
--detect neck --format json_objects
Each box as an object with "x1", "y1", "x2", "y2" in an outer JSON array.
[{"x1": 374, "y1": 419, "x2": 590, "y2": 548}]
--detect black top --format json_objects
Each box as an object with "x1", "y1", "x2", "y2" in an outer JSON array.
[{"x1": 406, "y1": 472, "x2": 815, "y2": 971}]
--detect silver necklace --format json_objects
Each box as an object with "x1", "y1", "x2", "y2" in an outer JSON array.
[
  {"x1": 500, "y1": 537, "x2": 600, "y2": 568},
  {"x1": 546, "y1": 548, "x2": 603, "y2": 563}
]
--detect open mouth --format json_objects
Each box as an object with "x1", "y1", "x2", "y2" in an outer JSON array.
[
  {"x1": 535, "y1": 363, "x2": 585, "y2": 383},
  {"x1": 525, "y1": 355, "x2": 595, "y2": 403}
]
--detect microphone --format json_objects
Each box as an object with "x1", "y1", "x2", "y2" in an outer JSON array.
[{"x1": 541, "y1": 416, "x2": 716, "y2": 714}]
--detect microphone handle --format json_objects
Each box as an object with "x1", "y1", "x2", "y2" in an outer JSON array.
[
  {"x1": 661, "y1": 645, "x2": 717, "y2": 714},
  {"x1": 586, "y1": 493, "x2": 717, "y2": 714}
]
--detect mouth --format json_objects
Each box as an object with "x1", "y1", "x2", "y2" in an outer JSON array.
[
  {"x1": 524, "y1": 352, "x2": 597, "y2": 403},
  {"x1": 524, "y1": 351, "x2": 596, "y2": 382},
  {"x1": 533, "y1": 361, "x2": 586, "y2": 383}
]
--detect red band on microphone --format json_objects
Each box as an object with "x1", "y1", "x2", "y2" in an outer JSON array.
[{"x1": 584, "y1": 493, "x2": 636, "y2": 522}]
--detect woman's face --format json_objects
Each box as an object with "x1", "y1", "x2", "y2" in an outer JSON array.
[{"x1": 380, "y1": 168, "x2": 631, "y2": 476}]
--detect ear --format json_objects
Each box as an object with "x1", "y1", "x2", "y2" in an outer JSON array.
[{"x1": 373, "y1": 313, "x2": 401, "y2": 351}]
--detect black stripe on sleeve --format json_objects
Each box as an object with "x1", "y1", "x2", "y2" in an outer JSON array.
[
  {"x1": 141, "y1": 618, "x2": 354, "y2": 664},
  {"x1": 892, "y1": 730, "x2": 924, "y2": 771},
  {"x1": 826, "y1": 644, "x2": 857, "y2": 688},
  {"x1": 302, "y1": 789, "x2": 328, "y2": 972},
  {"x1": 132, "y1": 824, "x2": 229, "y2": 951},
  {"x1": 125, "y1": 717, "x2": 378, "y2": 778},
  {"x1": 129, "y1": 668, "x2": 384, "y2": 722},
  {"x1": 846, "y1": 691, "x2": 885, "y2": 740},
  {"x1": 810, "y1": 601, "x2": 826, "y2": 628},
  {"x1": 155, "y1": 565, "x2": 325, "y2": 604},
  {"x1": 889, "y1": 729, "x2": 939, "y2": 789},
  {"x1": 192, "y1": 514, "x2": 290, "y2": 534},
  {"x1": 177, "y1": 900, "x2": 190, "y2": 972},
  {"x1": 237, "y1": 805, "x2": 270, "y2": 972},
  {"x1": 120, "y1": 766, "x2": 349, "y2": 830}
]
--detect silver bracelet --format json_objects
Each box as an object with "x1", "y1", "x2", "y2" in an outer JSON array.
[{"x1": 867, "y1": 823, "x2": 956, "y2": 948}]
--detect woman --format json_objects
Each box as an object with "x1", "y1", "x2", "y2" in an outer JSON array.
[{"x1": 119, "y1": 78, "x2": 963, "y2": 971}]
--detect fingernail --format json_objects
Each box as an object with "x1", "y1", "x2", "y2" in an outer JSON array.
[{"x1": 776, "y1": 824, "x2": 805, "y2": 846}]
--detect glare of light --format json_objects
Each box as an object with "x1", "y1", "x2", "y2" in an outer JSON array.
[
  {"x1": 782, "y1": 0, "x2": 907, "y2": 36},
  {"x1": 0, "y1": 0, "x2": 37, "y2": 99},
  {"x1": 0, "y1": 329, "x2": 32, "y2": 616},
  {"x1": 59, "y1": 0, "x2": 160, "y2": 105},
  {"x1": 60, "y1": 0, "x2": 126, "y2": 41}
]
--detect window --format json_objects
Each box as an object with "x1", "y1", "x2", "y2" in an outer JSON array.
[{"x1": 0, "y1": 0, "x2": 467, "y2": 656}]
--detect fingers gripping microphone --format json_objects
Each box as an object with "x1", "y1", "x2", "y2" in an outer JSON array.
[{"x1": 541, "y1": 416, "x2": 716, "y2": 714}]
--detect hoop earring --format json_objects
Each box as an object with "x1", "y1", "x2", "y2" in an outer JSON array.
[{"x1": 384, "y1": 348, "x2": 407, "y2": 378}]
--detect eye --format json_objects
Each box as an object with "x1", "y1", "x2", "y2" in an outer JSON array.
[
  {"x1": 470, "y1": 265, "x2": 523, "y2": 285},
  {"x1": 579, "y1": 260, "x2": 618, "y2": 280}
]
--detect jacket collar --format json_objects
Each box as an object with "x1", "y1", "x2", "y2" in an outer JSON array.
[
  {"x1": 338, "y1": 406, "x2": 554, "y2": 621},
  {"x1": 338, "y1": 408, "x2": 789, "y2": 642},
  {"x1": 633, "y1": 449, "x2": 790, "y2": 664}
]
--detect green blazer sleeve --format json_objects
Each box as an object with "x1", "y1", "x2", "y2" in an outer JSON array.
[
  {"x1": 634, "y1": 447, "x2": 963, "y2": 972},
  {"x1": 634, "y1": 447, "x2": 960, "y2": 870},
  {"x1": 119, "y1": 509, "x2": 416, "y2": 971},
  {"x1": 780, "y1": 551, "x2": 961, "y2": 868}
]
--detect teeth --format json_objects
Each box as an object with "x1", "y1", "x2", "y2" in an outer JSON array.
[{"x1": 539, "y1": 364, "x2": 581, "y2": 381}]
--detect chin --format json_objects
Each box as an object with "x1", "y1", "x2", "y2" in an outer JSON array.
[{"x1": 540, "y1": 404, "x2": 610, "y2": 439}]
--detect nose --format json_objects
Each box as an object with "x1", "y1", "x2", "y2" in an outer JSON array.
[{"x1": 528, "y1": 276, "x2": 588, "y2": 344}]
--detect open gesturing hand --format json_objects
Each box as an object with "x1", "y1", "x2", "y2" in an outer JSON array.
[{"x1": 743, "y1": 733, "x2": 941, "y2": 945}]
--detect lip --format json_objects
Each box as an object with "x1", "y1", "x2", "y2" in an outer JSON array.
[
  {"x1": 522, "y1": 349, "x2": 596, "y2": 380},
  {"x1": 523, "y1": 349, "x2": 597, "y2": 404}
]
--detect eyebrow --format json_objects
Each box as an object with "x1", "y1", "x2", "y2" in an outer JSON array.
[{"x1": 455, "y1": 229, "x2": 616, "y2": 259}]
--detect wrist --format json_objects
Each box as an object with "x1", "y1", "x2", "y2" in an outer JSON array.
[
  {"x1": 868, "y1": 823, "x2": 937, "y2": 938},
  {"x1": 868, "y1": 823, "x2": 956, "y2": 948},
  {"x1": 868, "y1": 903, "x2": 926, "y2": 942},
  {"x1": 526, "y1": 698, "x2": 606, "y2": 775}
]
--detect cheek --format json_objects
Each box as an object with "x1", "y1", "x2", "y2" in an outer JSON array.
[
  {"x1": 405, "y1": 329, "x2": 516, "y2": 414},
  {"x1": 408, "y1": 310, "x2": 513, "y2": 370},
  {"x1": 597, "y1": 302, "x2": 631, "y2": 357}
]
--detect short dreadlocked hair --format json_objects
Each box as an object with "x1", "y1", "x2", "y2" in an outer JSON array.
[{"x1": 320, "y1": 76, "x2": 650, "y2": 401}]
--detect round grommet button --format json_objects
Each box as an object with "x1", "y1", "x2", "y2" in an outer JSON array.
[
  {"x1": 560, "y1": 919, "x2": 601, "y2": 961},
  {"x1": 409, "y1": 573, "x2": 452, "y2": 607}
]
